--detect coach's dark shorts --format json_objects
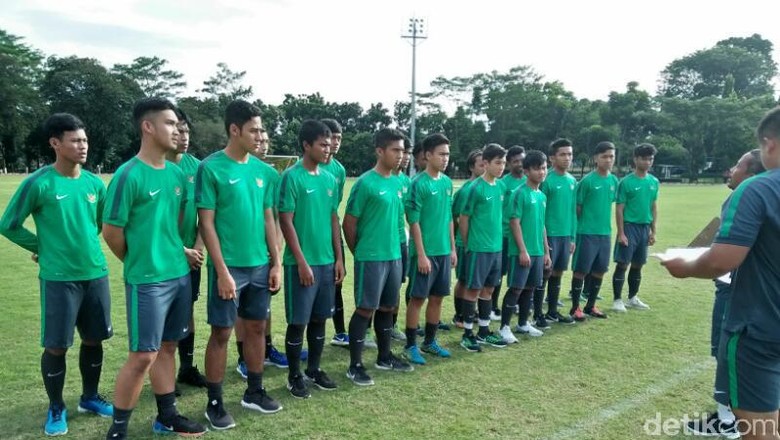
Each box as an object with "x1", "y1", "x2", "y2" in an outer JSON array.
[
  {"x1": 613, "y1": 223, "x2": 650, "y2": 266},
  {"x1": 41, "y1": 276, "x2": 112, "y2": 349},
  {"x1": 207, "y1": 265, "x2": 271, "y2": 328},
  {"x1": 284, "y1": 264, "x2": 335, "y2": 325},
  {"x1": 572, "y1": 234, "x2": 611, "y2": 274},
  {"x1": 190, "y1": 267, "x2": 202, "y2": 302},
  {"x1": 464, "y1": 251, "x2": 502, "y2": 290},
  {"x1": 711, "y1": 280, "x2": 731, "y2": 358},
  {"x1": 406, "y1": 255, "x2": 451, "y2": 299},
  {"x1": 400, "y1": 242, "x2": 409, "y2": 284},
  {"x1": 126, "y1": 274, "x2": 191, "y2": 352},
  {"x1": 547, "y1": 236, "x2": 572, "y2": 272},
  {"x1": 354, "y1": 259, "x2": 402, "y2": 310},
  {"x1": 715, "y1": 330, "x2": 780, "y2": 412},
  {"x1": 507, "y1": 255, "x2": 544, "y2": 290}
]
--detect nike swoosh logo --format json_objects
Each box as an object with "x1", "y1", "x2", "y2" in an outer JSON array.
[
  {"x1": 306, "y1": 189, "x2": 316, "y2": 194},
  {"x1": 183, "y1": 327, "x2": 189, "y2": 333},
  {"x1": 486, "y1": 196, "x2": 494, "y2": 200},
  {"x1": 714, "y1": 391, "x2": 727, "y2": 394},
  {"x1": 594, "y1": 186, "x2": 602, "y2": 189},
  {"x1": 149, "y1": 189, "x2": 161, "y2": 197},
  {"x1": 379, "y1": 190, "x2": 387, "y2": 195},
  {"x1": 90, "y1": 362, "x2": 102, "y2": 368},
  {"x1": 55, "y1": 194, "x2": 68, "y2": 200},
  {"x1": 229, "y1": 178, "x2": 241, "y2": 184},
  {"x1": 431, "y1": 191, "x2": 438, "y2": 195},
  {"x1": 47, "y1": 370, "x2": 64, "y2": 377},
  {"x1": 634, "y1": 187, "x2": 641, "y2": 190},
  {"x1": 555, "y1": 186, "x2": 562, "y2": 189}
]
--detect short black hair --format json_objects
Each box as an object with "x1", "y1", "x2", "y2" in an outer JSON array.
[
  {"x1": 422, "y1": 133, "x2": 450, "y2": 154},
  {"x1": 412, "y1": 142, "x2": 424, "y2": 157},
  {"x1": 757, "y1": 106, "x2": 780, "y2": 141},
  {"x1": 549, "y1": 138, "x2": 573, "y2": 155},
  {"x1": 44, "y1": 113, "x2": 86, "y2": 140},
  {"x1": 523, "y1": 150, "x2": 547, "y2": 170},
  {"x1": 747, "y1": 149, "x2": 766, "y2": 175},
  {"x1": 402, "y1": 133, "x2": 413, "y2": 150},
  {"x1": 634, "y1": 143, "x2": 657, "y2": 158},
  {"x1": 374, "y1": 128, "x2": 406, "y2": 149},
  {"x1": 133, "y1": 97, "x2": 176, "y2": 131},
  {"x1": 174, "y1": 108, "x2": 192, "y2": 128},
  {"x1": 298, "y1": 120, "x2": 331, "y2": 152},
  {"x1": 594, "y1": 141, "x2": 616, "y2": 155},
  {"x1": 482, "y1": 143, "x2": 506, "y2": 163},
  {"x1": 466, "y1": 149, "x2": 483, "y2": 171},
  {"x1": 224, "y1": 99, "x2": 262, "y2": 136},
  {"x1": 506, "y1": 145, "x2": 525, "y2": 161},
  {"x1": 321, "y1": 118, "x2": 342, "y2": 134}
]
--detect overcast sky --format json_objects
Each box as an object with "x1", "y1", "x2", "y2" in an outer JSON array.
[{"x1": 3, "y1": 0, "x2": 779, "y2": 109}]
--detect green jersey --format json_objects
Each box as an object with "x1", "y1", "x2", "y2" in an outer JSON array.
[
  {"x1": 616, "y1": 172, "x2": 659, "y2": 224},
  {"x1": 0, "y1": 166, "x2": 108, "y2": 281},
  {"x1": 540, "y1": 170, "x2": 577, "y2": 238},
  {"x1": 396, "y1": 171, "x2": 412, "y2": 244},
  {"x1": 501, "y1": 174, "x2": 527, "y2": 237},
  {"x1": 345, "y1": 169, "x2": 403, "y2": 261},
  {"x1": 576, "y1": 171, "x2": 618, "y2": 236},
  {"x1": 321, "y1": 158, "x2": 347, "y2": 205},
  {"x1": 462, "y1": 177, "x2": 505, "y2": 253},
  {"x1": 452, "y1": 179, "x2": 477, "y2": 248},
  {"x1": 196, "y1": 151, "x2": 277, "y2": 267},
  {"x1": 508, "y1": 185, "x2": 547, "y2": 256},
  {"x1": 104, "y1": 158, "x2": 189, "y2": 284},
  {"x1": 171, "y1": 153, "x2": 201, "y2": 248},
  {"x1": 406, "y1": 172, "x2": 453, "y2": 257},
  {"x1": 278, "y1": 161, "x2": 338, "y2": 266}
]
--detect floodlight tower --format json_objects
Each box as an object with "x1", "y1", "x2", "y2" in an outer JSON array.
[{"x1": 402, "y1": 17, "x2": 427, "y2": 150}]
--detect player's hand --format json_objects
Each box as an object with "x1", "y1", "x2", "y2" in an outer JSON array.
[
  {"x1": 31, "y1": 253, "x2": 39, "y2": 263},
  {"x1": 520, "y1": 251, "x2": 531, "y2": 267},
  {"x1": 418, "y1": 255, "x2": 432, "y2": 274},
  {"x1": 619, "y1": 233, "x2": 629, "y2": 246},
  {"x1": 299, "y1": 263, "x2": 315, "y2": 287},
  {"x1": 268, "y1": 265, "x2": 281, "y2": 293},
  {"x1": 334, "y1": 260, "x2": 345, "y2": 285},
  {"x1": 649, "y1": 232, "x2": 656, "y2": 246},
  {"x1": 660, "y1": 257, "x2": 690, "y2": 279},
  {"x1": 544, "y1": 255, "x2": 552, "y2": 269},
  {"x1": 217, "y1": 272, "x2": 237, "y2": 300},
  {"x1": 569, "y1": 242, "x2": 576, "y2": 254},
  {"x1": 184, "y1": 248, "x2": 204, "y2": 269},
  {"x1": 450, "y1": 250, "x2": 458, "y2": 269}
]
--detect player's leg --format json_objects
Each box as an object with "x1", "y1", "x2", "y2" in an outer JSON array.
[
  {"x1": 491, "y1": 237, "x2": 510, "y2": 319},
  {"x1": 331, "y1": 240, "x2": 349, "y2": 346},
  {"x1": 583, "y1": 236, "x2": 609, "y2": 319},
  {"x1": 284, "y1": 264, "x2": 316, "y2": 399},
  {"x1": 529, "y1": 257, "x2": 550, "y2": 331},
  {"x1": 304, "y1": 264, "x2": 337, "y2": 391},
  {"x1": 346, "y1": 261, "x2": 378, "y2": 386},
  {"x1": 569, "y1": 235, "x2": 590, "y2": 321},
  {"x1": 545, "y1": 237, "x2": 575, "y2": 324},
  {"x1": 404, "y1": 254, "x2": 429, "y2": 364},
  {"x1": 177, "y1": 267, "x2": 206, "y2": 388},
  {"x1": 375, "y1": 260, "x2": 412, "y2": 372},
  {"x1": 475, "y1": 252, "x2": 506, "y2": 347},
  {"x1": 234, "y1": 318, "x2": 246, "y2": 378},
  {"x1": 421, "y1": 255, "x2": 452, "y2": 358},
  {"x1": 76, "y1": 276, "x2": 114, "y2": 417},
  {"x1": 499, "y1": 256, "x2": 527, "y2": 343},
  {"x1": 626, "y1": 224, "x2": 651, "y2": 310}
]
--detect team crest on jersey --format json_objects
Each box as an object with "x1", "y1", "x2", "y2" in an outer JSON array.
[
  {"x1": 327, "y1": 189, "x2": 333, "y2": 197},
  {"x1": 610, "y1": 185, "x2": 615, "y2": 192},
  {"x1": 256, "y1": 178, "x2": 264, "y2": 188},
  {"x1": 86, "y1": 193, "x2": 97, "y2": 204},
  {"x1": 398, "y1": 191, "x2": 403, "y2": 198},
  {"x1": 403, "y1": 187, "x2": 408, "y2": 194},
  {"x1": 175, "y1": 186, "x2": 182, "y2": 196},
  {"x1": 570, "y1": 184, "x2": 575, "y2": 190},
  {"x1": 188, "y1": 175, "x2": 195, "y2": 184}
]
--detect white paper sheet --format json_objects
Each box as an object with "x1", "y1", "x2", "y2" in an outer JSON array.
[{"x1": 653, "y1": 247, "x2": 731, "y2": 284}]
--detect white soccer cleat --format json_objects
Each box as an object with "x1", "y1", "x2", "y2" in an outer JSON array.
[
  {"x1": 612, "y1": 299, "x2": 627, "y2": 313},
  {"x1": 514, "y1": 324, "x2": 543, "y2": 337},
  {"x1": 627, "y1": 296, "x2": 650, "y2": 310},
  {"x1": 499, "y1": 325, "x2": 519, "y2": 344}
]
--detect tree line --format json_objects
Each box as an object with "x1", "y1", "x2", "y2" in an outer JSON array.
[{"x1": 1, "y1": 29, "x2": 777, "y2": 178}]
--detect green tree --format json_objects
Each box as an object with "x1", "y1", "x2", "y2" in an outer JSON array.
[{"x1": 112, "y1": 56, "x2": 186, "y2": 99}]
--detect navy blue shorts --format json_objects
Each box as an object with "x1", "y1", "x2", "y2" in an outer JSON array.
[
  {"x1": 207, "y1": 265, "x2": 271, "y2": 327},
  {"x1": 406, "y1": 255, "x2": 451, "y2": 299},
  {"x1": 715, "y1": 330, "x2": 780, "y2": 412},
  {"x1": 354, "y1": 260, "x2": 402, "y2": 310},
  {"x1": 126, "y1": 274, "x2": 191, "y2": 352},
  {"x1": 711, "y1": 280, "x2": 731, "y2": 357},
  {"x1": 613, "y1": 223, "x2": 650, "y2": 266},
  {"x1": 572, "y1": 234, "x2": 611, "y2": 274},
  {"x1": 463, "y1": 251, "x2": 502, "y2": 290},
  {"x1": 456, "y1": 245, "x2": 467, "y2": 281},
  {"x1": 500, "y1": 237, "x2": 510, "y2": 276},
  {"x1": 41, "y1": 276, "x2": 113, "y2": 349},
  {"x1": 547, "y1": 236, "x2": 572, "y2": 272},
  {"x1": 284, "y1": 264, "x2": 335, "y2": 325},
  {"x1": 507, "y1": 255, "x2": 544, "y2": 290}
]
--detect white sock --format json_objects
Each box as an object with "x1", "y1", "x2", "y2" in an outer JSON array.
[{"x1": 717, "y1": 402, "x2": 735, "y2": 423}]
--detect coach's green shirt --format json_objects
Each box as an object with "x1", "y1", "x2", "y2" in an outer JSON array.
[
  {"x1": 196, "y1": 151, "x2": 276, "y2": 267},
  {"x1": 509, "y1": 185, "x2": 547, "y2": 257},
  {"x1": 540, "y1": 170, "x2": 577, "y2": 238},
  {"x1": 462, "y1": 177, "x2": 505, "y2": 253},
  {"x1": 171, "y1": 153, "x2": 200, "y2": 248},
  {"x1": 321, "y1": 158, "x2": 346, "y2": 205},
  {"x1": 406, "y1": 171, "x2": 453, "y2": 257},
  {"x1": 452, "y1": 179, "x2": 476, "y2": 248},
  {"x1": 278, "y1": 162, "x2": 338, "y2": 266},
  {"x1": 346, "y1": 169, "x2": 403, "y2": 261},
  {"x1": 576, "y1": 171, "x2": 618, "y2": 236},
  {"x1": 616, "y1": 172, "x2": 659, "y2": 225},
  {"x1": 104, "y1": 158, "x2": 189, "y2": 284},
  {"x1": 396, "y1": 171, "x2": 412, "y2": 244},
  {"x1": 0, "y1": 166, "x2": 108, "y2": 281},
  {"x1": 501, "y1": 173, "x2": 527, "y2": 237}
]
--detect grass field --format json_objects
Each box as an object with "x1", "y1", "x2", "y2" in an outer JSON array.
[{"x1": 0, "y1": 174, "x2": 731, "y2": 439}]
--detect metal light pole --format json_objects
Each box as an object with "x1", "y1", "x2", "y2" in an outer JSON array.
[{"x1": 402, "y1": 17, "x2": 427, "y2": 152}]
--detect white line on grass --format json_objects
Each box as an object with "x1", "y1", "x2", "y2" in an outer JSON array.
[{"x1": 543, "y1": 360, "x2": 712, "y2": 440}]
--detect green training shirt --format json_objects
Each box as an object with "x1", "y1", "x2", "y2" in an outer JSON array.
[
  {"x1": 576, "y1": 171, "x2": 618, "y2": 236},
  {"x1": 171, "y1": 153, "x2": 201, "y2": 248},
  {"x1": 616, "y1": 172, "x2": 659, "y2": 225},
  {"x1": 104, "y1": 157, "x2": 190, "y2": 284},
  {"x1": 321, "y1": 158, "x2": 346, "y2": 205},
  {"x1": 452, "y1": 179, "x2": 476, "y2": 248},
  {"x1": 396, "y1": 171, "x2": 412, "y2": 244},
  {"x1": 345, "y1": 169, "x2": 403, "y2": 261},
  {"x1": 501, "y1": 173, "x2": 527, "y2": 237},
  {"x1": 540, "y1": 170, "x2": 577, "y2": 238},
  {"x1": 0, "y1": 166, "x2": 108, "y2": 281},
  {"x1": 406, "y1": 171, "x2": 453, "y2": 257},
  {"x1": 278, "y1": 161, "x2": 338, "y2": 266},
  {"x1": 462, "y1": 177, "x2": 505, "y2": 253},
  {"x1": 508, "y1": 184, "x2": 547, "y2": 256}
]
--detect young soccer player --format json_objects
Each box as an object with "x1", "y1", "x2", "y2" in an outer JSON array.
[
  {"x1": 166, "y1": 109, "x2": 208, "y2": 391},
  {"x1": 392, "y1": 137, "x2": 413, "y2": 342},
  {"x1": 199, "y1": 100, "x2": 283, "y2": 430},
  {"x1": 499, "y1": 150, "x2": 552, "y2": 341},
  {"x1": 494, "y1": 145, "x2": 526, "y2": 319},
  {"x1": 459, "y1": 143, "x2": 509, "y2": 351},
  {"x1": 402, "y1": 133, "x2": 456, "y2": 365},
  {"x1": 0, "y1": 113, "x2": 113, "y2": 436},
  {"x1": 663, "y1": 107, "x2": 780, "y2": 440},
  {"x1": 451, "y1": 149, "x2": 485, "y2": 327},
  {"x1": 104, "y1": 98, "x2": 206, "y2": 439},
  {"x1": 611, "y1": 143, "x2": 659, "y2": 312},
  {"x1": 343, "y1": 128, "x2": 413, "y2": 386},
  {"x1": 569, "y1": 141, "x2": 618, "y2": 320},
  {"x1": 539, "y1": 139, "x2": 577, "y2": 325},
  {"x1": 279, "y1": 120, "x2": 345, "y2": 399}
]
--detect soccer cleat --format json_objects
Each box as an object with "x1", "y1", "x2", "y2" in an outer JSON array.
[
  {"x1": 152, "y1": 414, "x2": 207, "y2": 436},
  {"x1": 364, "y1": 338, "x2": 378, "y2": 349},
  {"x1": 476, "y1": 332, "x2": 509, "y2": 348},
  {"x1": 375, "y1": 353, "x2": 414, "y2": 372},
  {"x1": 611, "y1": 299, "x2": 627, "y2": 313},
  {"x1": 534, "y1": 316, "x2": 552, "y2": 330},
  {"x1": 514, "y1": 324, "x2": 544, "y2": 337},
  {"x1": 330, "y1": 333, "x2": 349, "y2": 347},
  {"x1": 499, "y1": 325, "x2": 519, "y2": 344},
  {"x1": 403, "y1": 345, "x2": 427, "y2": 365},
  {"x1": 287, "y1": 374, "x2": 311, "y2": 399},
  {"x1": 626, "y1": 296, "x2": 650, "y2": 310},
  {"x1": 241, "y1": 388, "x2": 282, "y2": 414},
  {"x1": 265, "y1": 346, "x2": 289, "y2": 368},
  {"x1": 421, "y1": 339, "x2": 451, "y2": 358},
  {"x1": 460, "y1": 335, "x2": 482, "y2": 352},
  {"x1": 346, "y1": 364, "x2": 374, "y2": 386},
  {"x1": 570, "y1": 307, "x2": 587, "y2": 322},
  {"x1": 390, "y1": 326, "x2": 407, "y2": 342},
  {"x1": 451, "y1": 316, "x2": 465, "y2": 329},
  {"x1": 78, "y1": 394, "x2": 114, "y2": 417},
  {"x1": 177, "y1": 366, "x2": 208, "y2": 388},
  {"x1": 304, "y1": 369, "x2": 337, "y2": 391},
  {"x1": 489, "y1": 310, "x2": 501, "y2": 321},
  {"x1": 105, "y1": 428, "x2": 126, "y2": 439},
  {"x1": 45, "y1": 405, "x2": 68, "y2": 436},
  {"x1": 205, "y1": 398, "x2": 236, "y2": 430},
  {"x1": 545, "y1": 311, "x2": 575, "y2": 325},
  {"x1": 684, "y1": 412, "x2": 739, "y2": 439},
  {"x1": 236, "y1": 361, "x2": 248, "y2": 380},
  {"x1": 437, "y1": 320, "x2": 451, "y2": 331},
  {"x1": 585, "y1": 307, "x2": 608, "y2": 319}
]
